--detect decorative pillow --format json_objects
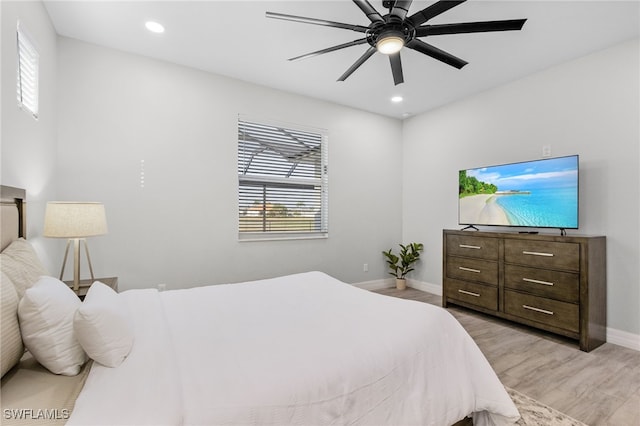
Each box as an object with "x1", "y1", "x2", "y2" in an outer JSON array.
[
  {"x1": 18, "y1": 276, "x2": 87, "y2": 376},
  {"x1": 1, "y1": 271, "x2": 24, "y2": 378},
  {"x1": 74, "y1": 281, "x2": 133, "y2": 367},
  {"x1": 0, "y1": 238, "x2": 50, "y2": 299}
]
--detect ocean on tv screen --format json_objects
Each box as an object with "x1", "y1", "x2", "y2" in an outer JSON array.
[{"x1": 459, "y1": 156, "x2": 578, "y2": 228}]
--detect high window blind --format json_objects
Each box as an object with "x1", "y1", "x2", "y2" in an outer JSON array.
[
  {"x1": 238, "y1": 118, "x2": 328, "y2": 239},
  {"x1": 16, "y1": 21, "x2": 39, "y2": 118}
]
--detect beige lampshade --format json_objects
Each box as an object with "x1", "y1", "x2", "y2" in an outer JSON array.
[{"x1": 43, "y1": 202, "x2": 108, "y2": 238}]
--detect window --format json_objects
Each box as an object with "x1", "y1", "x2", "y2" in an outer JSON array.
[
  {"x1": 238, "y1": 117, "x2": 328, "y2": 240},
  {"x1": 16, "y1": 21, "x2": 39, "y2": 118}
]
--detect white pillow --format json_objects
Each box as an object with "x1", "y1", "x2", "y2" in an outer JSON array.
[
  {"x1": 1, "y1": 271, "x2": 24, "y2": 378},
  {"x1": 0, "y1": 238, "x2": 50, "y2": 299},
  {"x1": 74, "y1": 281, "x2": 133, "y2": 367},
  {"x1": 18, "y1": 276, "x2": 87, "y2": 376}
]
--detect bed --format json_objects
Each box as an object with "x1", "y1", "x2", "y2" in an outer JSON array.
[{"x1": 1, "y1": 185, "x2": 519, "y2": 425}]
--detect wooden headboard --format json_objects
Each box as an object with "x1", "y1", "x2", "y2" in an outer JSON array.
[{"x1": 0, "y1": 185, "x2": 26, "y2": 251}]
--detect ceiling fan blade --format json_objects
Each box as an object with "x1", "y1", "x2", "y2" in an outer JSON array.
[
  {"x1": 406, "y1": 39, "x2": 468, "y2": 69},
  {"x1": 390, "y1": 0, "x2": 414, "y2": 21},
  {"x1": 389, "y1": 53, "x2": 404, "y2": 85},
  {"x1": 266, "y1": 11, "x2": 368, "y2": 33},
  {"x1": 408, "y1": 0, "x2": 466, "y2": 26},
  {"x1": 416, "y1": 19, "x2": 527, "y2": 37},
  {"x1": 288, "y1": 39, "x2": 369, "y2": 61},
  {"x1": 338, "y1": 46, "x2": 377, "y2": 82},
  {"x1": 352, "y1": 0, "x2": 385, "y2": 23}
]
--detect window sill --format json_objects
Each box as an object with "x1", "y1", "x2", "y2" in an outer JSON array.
[{"x1": 238, "y1": 232, "x2": 328, "y2": 242}]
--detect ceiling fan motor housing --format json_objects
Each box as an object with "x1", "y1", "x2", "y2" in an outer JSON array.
[{"x1": 367, "y1": 19, "x2": 415, "y2": 51}]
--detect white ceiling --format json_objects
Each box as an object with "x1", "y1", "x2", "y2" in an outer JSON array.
[{"x1": 43, "y1": 1, "x2": 639, "y2": 119}]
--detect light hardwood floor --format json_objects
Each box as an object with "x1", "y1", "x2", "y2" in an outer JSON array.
[{"x1": 374, "y1": 287, "x2": 640, "y2": 426}]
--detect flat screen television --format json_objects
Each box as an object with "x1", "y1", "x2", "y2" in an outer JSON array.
[{"x1": 458, "y1": 155, "x2": 579, "y2": 230}]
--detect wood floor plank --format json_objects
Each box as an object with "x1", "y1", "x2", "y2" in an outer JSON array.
[
  {"x1": 603, "y1": 392, "x2": 640, "y2": 425},
  {"x1": 373, "y1": 287, "x2": 640, "y2": 426}
]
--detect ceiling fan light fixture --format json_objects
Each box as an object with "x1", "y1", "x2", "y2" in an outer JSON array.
[{"x1": 376, "y1": 34, "x2": 404, "y2": 55}]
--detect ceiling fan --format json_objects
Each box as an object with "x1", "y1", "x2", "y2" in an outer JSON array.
[{"x1": 266, "y1": 0, "x2": 527, "y2": 85}]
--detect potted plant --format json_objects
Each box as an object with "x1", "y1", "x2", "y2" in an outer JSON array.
[{"x1": 382, "y1": 243, "x2": 424, "y2": 290}]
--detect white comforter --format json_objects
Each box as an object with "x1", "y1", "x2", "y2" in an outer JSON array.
[{"x1": 68, "y1": 272, "x2": 519, "y2": 426}]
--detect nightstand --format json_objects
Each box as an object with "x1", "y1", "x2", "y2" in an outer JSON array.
[{"x1": 64, "y1": 277, "x2": 119, "y2": 301}]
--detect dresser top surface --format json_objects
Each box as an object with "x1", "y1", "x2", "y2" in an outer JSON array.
[{"x1": 444, "y1": 229, "x2": 605, "y2": 243}]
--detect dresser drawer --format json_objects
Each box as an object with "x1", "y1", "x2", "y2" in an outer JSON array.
[
  {"x1": 504, "y1": 264, "x2": 579, "y2": 303},
  {"x1": 504, "y1": 239, "x2": 579, "y2": 272},
  {"x1": 504, "y1": 290, "x2": 579, "y2": 333},
  {"x1": 446, "y1": 234, "x2": 498, "y2": 261},
  {"x1": 445, "y1": 280, "x2": 498, "y2": 311},
  {"x1": 446, "y1": 256, "x2": 498, "y2": 286}
]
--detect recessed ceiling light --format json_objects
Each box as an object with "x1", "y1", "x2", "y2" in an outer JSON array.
[
  {"x1": 391, "y1": 96, "x2": 403, "y2": 103},
  {"x1": 145, "y1": 21, "x2": 165, "y2": 34}
]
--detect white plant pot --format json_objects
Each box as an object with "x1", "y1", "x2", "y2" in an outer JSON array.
[{"x1": 396, "y1": 278, "x2": 407, "y2": 290}]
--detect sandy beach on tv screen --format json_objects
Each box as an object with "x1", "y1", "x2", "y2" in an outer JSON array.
[{"x1": 459, "y1": 194, "x2": 510, "y2": 226}]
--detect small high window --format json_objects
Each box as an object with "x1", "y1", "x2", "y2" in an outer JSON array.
[{"x1": 16, "y1": 21, "x2": 39, "y2": 119}]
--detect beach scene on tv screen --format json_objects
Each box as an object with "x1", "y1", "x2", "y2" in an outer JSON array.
[{"x1": 459, "y1": 156, "x2": 578, "y2": 228}]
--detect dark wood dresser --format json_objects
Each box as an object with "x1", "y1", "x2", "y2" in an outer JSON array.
[{"x1": 443, "y1": 229, "x2": 606, "y2": 352}]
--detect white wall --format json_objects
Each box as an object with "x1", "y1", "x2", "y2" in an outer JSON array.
[
  {"x1": 55, "y1": 37, "x2": 403, "y2": 289},
  {"x1": 403, "y1": 39, "x2": 640, "y2": 336},
  {"x1": 1, "y1": 0, "x2": 59, "y2": 273}
]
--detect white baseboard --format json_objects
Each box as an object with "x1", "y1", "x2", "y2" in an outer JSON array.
[
  {"x1": 353, "y1": 278, "x2": 440, "y2": 292},
  {"x1": 607, "y1": 327, "x2": 640, "y2": 351},
  {"x1": 352, "y1": 278, "x2": 394, "y2": 291},
  {"x1": 407, "y1": 279, "x2": 442, "y2": 296}
]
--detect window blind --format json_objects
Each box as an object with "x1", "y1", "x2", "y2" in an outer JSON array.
[
  {"x1": 238, "y1": 118, "x2": 328, "y2": 238},
  {"x1": 16, "y1": 21, "x2": 39, "y2": 118}
]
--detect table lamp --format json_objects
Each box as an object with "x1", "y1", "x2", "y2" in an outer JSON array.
[{"x1": 43, "y1": 202, "x2": 108, "y2": 291}]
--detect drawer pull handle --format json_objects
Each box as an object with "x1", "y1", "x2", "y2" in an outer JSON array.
[
  {"x1": 523, "y1": 277, "x2": 554, "y2": 286},
  {"x1": 459, "y1": 266, "x2": 481, "y2": 273},
  {"x1": 459, "y1": 244, "x2": 481, "y2": 250},
  {"x1": 458, "y1": 289, "x2": 480, "y2": 297},
  {"x1": 522, "y1": 250, "x2": 554, "y2": 257},
  {"x1": 523, "y1": 305, "x2": 554, "y2": 315}
]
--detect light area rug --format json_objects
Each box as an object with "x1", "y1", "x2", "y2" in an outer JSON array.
[{"x1": 507, "y1": 387, "x2": 587, "y2": 426}]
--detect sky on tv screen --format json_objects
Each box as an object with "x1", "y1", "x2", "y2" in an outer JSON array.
[{"x1": 467, "y1": 156, "x2": 578, "y2": 191}]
